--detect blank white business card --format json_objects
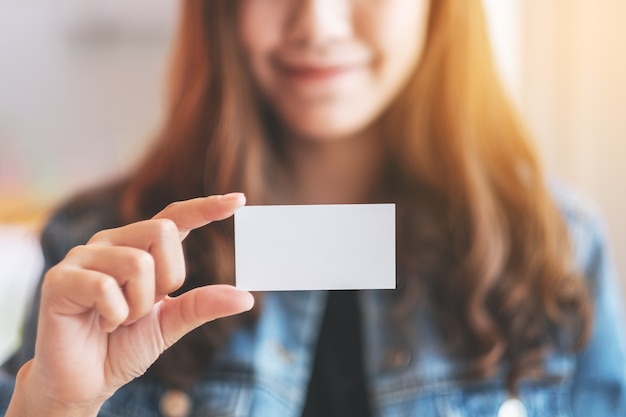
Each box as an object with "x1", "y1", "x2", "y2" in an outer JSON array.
[{"x1": 234, "y1": 204, "x2": 396, "y2": 291}]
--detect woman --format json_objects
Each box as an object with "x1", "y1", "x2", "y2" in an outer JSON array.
[{"x1": 2, "y1": 0, "x2": 625, "y2": 416}]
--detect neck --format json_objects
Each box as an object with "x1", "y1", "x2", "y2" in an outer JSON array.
[{"x1": 275, "y1": 128, "x2": 386, "y2": 205}]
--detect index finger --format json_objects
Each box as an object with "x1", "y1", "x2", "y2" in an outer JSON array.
[{"x1": 153, "y1": 192, "x2": 246, "y2": 240}]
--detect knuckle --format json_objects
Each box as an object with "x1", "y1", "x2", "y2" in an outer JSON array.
[
  {"x1": 152, "y1": 218, "x2": 179, "y2": 240},
  {"x1": 88, "y1": 229, "x2": 111, "y2": 244},
  {"x1": 65, "y1": 244, "x2": 88, "y2": 260},
  {"x1": 168, "y1": 268, "x2": 186, "y2": 290},
  {"x1": 159, "y1": 264, "x2": 187, "y2": 295},
  {"x1": 93, "y1": 276, "x2": 118, "y2": 298},
  {"x1": 163, "y1": 201, "x2": 182, "y2": 212},
  {"x1": 126, "y1": 250, "x2": 155, "y2": 276},
  {"x1": 42, "y1": 264, "x2": 65, "y2": 290},
  {"x1": 173, "y1": 266, "x2": 187, "y2": 286}
]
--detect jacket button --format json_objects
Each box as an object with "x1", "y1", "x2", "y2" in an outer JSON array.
[
  {"x1": 387, "y1": 349, "x2": 411, "y2": 370},
  {"x1": 274, "y1": 342, "x2": 295, "y2": 363},
  {"x1": 497, "y1": 397, "x2": 528, "y2": 417},
  {"x1": 159, "y1": 389, "x2": 192, "y2": 417}
]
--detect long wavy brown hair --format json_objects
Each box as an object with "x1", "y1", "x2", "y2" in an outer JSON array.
[{"x1": 121, "y1": 0, "x2": 592, "y2": 392}]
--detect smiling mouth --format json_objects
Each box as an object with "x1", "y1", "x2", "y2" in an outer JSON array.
[
  {"x1": 282, "y1": 64, "x2": 360, "y2": 81},
  {"x1": 274, "y1": 59, "x2": 369, "y2": 85}
]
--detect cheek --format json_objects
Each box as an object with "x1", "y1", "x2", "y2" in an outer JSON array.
[
  {"x1": 362, "y1": 0, "x2": 429, "y2": 82},
  {"x1": 364, "y1": 0, "x2": 429, "y2": 43},
  {"x1": 238, "y1": 0, "x2": 285, "y2": 66}
]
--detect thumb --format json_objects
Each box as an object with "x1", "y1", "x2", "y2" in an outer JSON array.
[{"x1": 157, "y1": 285, "x2": 254, "y2": 349}]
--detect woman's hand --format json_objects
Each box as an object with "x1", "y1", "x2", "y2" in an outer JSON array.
[{"x1": 8, "y1": 193, "x2": 253, "y2": 417}]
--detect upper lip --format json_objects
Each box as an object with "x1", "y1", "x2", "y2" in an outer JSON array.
[
  {"x1": 272, "y1": 50, "x2": 372, "y2": 74},
  {"x1": 277, "y1": 62, "x2": 359, "y2": 75}
]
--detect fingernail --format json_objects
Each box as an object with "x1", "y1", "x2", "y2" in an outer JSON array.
[{"x1": 220, "y1": 192, "x2": 246, "y2": 203}]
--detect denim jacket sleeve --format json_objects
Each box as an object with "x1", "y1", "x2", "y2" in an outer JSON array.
[{"x1": 564, "y1": 193, "x2": 626, "y2": 416}]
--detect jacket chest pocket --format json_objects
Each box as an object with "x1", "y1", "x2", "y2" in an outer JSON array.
[
  {"x1": 377, "y1": 380, "x2": 572, "y2": 417},
  {"x1": 100, "y1": 378, "x2": 253, "y2": 417},
  {"x1": 437, "y1": 382, "x2": 572, "y2": 417}
]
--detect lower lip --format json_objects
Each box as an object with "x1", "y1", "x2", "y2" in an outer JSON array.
[{"x1": 281, "y1": 66, "x2": 360, "y2": 83}]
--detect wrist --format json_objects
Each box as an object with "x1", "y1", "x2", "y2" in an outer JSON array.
[{"x1": 6, "y1": 361, "x2": 102, "y2": 417}]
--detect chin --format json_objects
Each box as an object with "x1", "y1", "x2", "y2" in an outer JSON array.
[
  {"x1": 283, "y1": 109, "x2": 376, "y2": 142},
  {"x1": 289, "y1": 121, "x2": 366, "y2": 142}
]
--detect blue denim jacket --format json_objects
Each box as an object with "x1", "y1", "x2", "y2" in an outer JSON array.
[{"x1": 1, "y1": 183, "x2": 625, "y2": 417}]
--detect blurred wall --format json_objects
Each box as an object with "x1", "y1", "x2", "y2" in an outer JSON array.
[
  {"x1": 519, "y1": 1, "x2": 626, "y2": 292},
  {"x1": 0, "y1": 0, "x2": 177, "y2": 221},
  {"x1": 486, "y1": 0, "x2": 625, "y2": 301}
]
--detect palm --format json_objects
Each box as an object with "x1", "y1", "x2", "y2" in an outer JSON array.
[{"x1": 34, "y1": 297, "x2": 164, "y2": 403}]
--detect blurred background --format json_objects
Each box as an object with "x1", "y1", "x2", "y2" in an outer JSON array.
[
  {"x1": 0, "y1": 0, "x2": 178, "y2": 223},
  {"x1": 0, "y1": 0, "x2": 625, "y2": 358}
]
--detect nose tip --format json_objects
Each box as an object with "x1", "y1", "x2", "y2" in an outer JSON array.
[{"x1": 285, "y1": 0, "x2": 352, "y2": 46}]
